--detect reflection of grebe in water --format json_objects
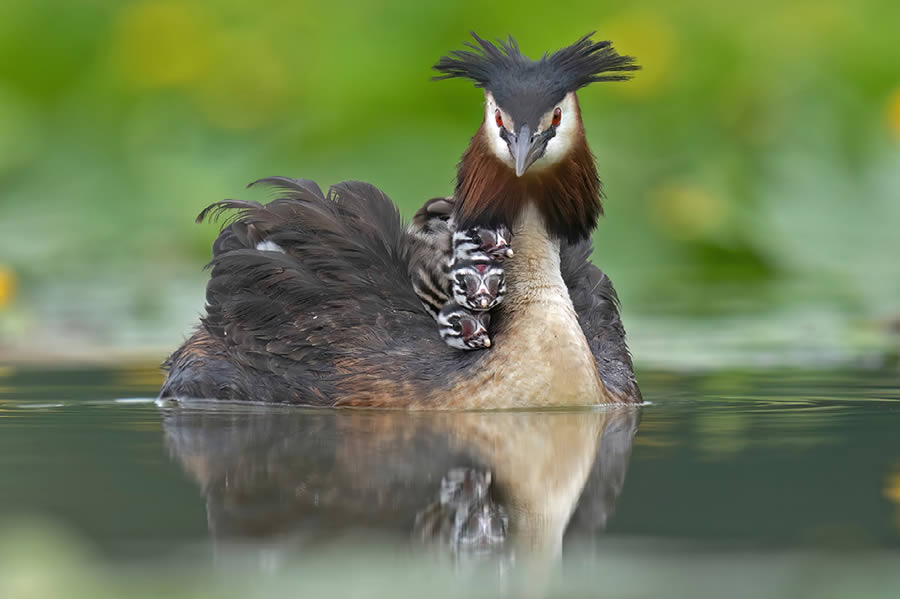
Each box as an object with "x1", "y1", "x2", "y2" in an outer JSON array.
[{"x1": 162, "y1": 407, "x2": 638, "y2": 564}]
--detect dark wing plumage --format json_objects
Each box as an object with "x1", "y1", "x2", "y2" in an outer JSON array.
[{"x1": 162, "y1": 178, "x2": 476, "y2": 405}]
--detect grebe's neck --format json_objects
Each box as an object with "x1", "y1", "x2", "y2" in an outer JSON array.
[
  {"x1": 501, "y1": 202, "x2": 565, "y2": 309},
  {"x1": 429, "y1": 123, "x2": 611, "y2": 408}
]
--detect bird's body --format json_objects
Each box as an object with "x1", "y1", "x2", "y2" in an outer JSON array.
[{"x1": 161, "y1": 33, "x2": 642, "y2": 408}]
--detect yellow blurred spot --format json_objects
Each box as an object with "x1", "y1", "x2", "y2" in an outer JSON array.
[
  {"x1": 885, "y1": 468, "x2": 900, "y2": 504},
  {"x1": 887, "y1": 88, "x2": 900, "y2": 141},
  {"x1": 113, "y1": 366, "x2": 164, "y2": 388},
  {"x1": 762, "y1": 2, "x2": 856, "y2": 55},
  {"x1": 886, "y1": 466, "x2": 900, "y2": 534},
  {"x1": 647, "y1": 182, "x2": 727, "y2": 241},
  {"x1": 189, "y1": 36, "x2": 288, "y2": 130},
  {"x1": 634, "y1": 436, "x2": 679, "y2": 449},
  {"x1": 112, "y1": 0, "x2": 215, "y2": 89},
  {"x1": 603, "y1": 11, "x2": 676, "y2": 97},
  {"x1": 110, "y1": 2, "x2": 288, "y2": 129},
  {"x1": 0, "y1": 266, "x2": 15, "y2": 308}
]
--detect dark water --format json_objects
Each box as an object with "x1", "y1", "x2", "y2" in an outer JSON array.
[{"x1": 2, "y1": 366, "x2": 900, "y2": 597}]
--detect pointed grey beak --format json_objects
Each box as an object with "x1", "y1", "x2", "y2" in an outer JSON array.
[{"x1": 512, "y1": 124, "x2": 538, "y2": 177}]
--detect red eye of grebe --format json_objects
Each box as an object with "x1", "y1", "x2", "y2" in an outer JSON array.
[
  {"x1": 551, "y1": 107, "x2": 562, "y2": 127},
  {"x1": 494, "y1": 109, "x2": 503, "y2": 128}
]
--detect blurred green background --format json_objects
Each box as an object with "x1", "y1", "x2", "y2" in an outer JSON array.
[{"x1": 0, "y1": 0, "x2": 898, "y2": 368}]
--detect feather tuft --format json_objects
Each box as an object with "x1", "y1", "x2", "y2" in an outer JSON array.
[{"x1": 433, "y1": 32, "x2": 639, "y2": 100}]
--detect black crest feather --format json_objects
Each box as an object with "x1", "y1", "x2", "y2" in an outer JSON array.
[{"x1": 433, "y1": 32, "x2": 639, "y2": 101}]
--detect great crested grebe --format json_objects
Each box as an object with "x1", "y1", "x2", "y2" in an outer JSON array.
[{"x1": 161, "y1": 33, "x2": 642, "y2": 408}]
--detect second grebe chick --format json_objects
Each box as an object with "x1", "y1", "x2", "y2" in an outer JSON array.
[
  {"x1": 409, "y1": 210, "x2": 513, "y2": 319},
  {"x1": 409, "y1": 204, "x2": 511, "y2": 347},
  {"x1": 448, "y1": 224, "x2": 511, "y2": 312},
  {"x1": 450, "y1": 260, "x2": 505, "y2": 311}
]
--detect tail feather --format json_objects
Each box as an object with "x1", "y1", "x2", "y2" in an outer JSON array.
[{"x1": 250, "y1": 176, "x2": 326, "y2": 201}]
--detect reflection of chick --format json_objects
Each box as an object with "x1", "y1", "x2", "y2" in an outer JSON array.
[
  {"x1": 885, "y1": 465, "x2": 900, "y2": 535},
  {"x1": 414, "y1": 468, "x2": 509, "y2": 556}
]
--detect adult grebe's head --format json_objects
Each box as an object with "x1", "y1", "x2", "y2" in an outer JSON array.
[{"x1": 434, "y1": 33, "x2": 638, "y2": 242}]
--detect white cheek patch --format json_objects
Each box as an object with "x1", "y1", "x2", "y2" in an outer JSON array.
[
  {"x1": 483, "y1": 92, "x2": 514, "y2": 167},
  {"x1": 534, "y1": 92, "x2": 579, "y2": 171}
]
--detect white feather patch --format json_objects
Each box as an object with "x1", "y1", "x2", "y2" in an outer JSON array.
[{"x1": 255, "y1": 240, "x2": 285, "y2": 253}]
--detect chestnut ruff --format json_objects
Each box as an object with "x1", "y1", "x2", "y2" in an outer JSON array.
[{"x1": 453, "y1": 100, "x2": 603, "y2": 244}]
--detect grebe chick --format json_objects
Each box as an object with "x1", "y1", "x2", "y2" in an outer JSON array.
[
  {"x1": 409, "y1": 207, "x2": 512, "y2": 319},
  {"x1": 448, "y1": 224, "x2": 511, "y2": 312},
  {"x1": 452, "y1": 224, "x2": 514, "y2": 262},
  {"x1": 407, "y1": 198, "x2": 455, "y2": 319},
  {"x1": 450, "y1": 260, "x2": 505, "y2": 312},
  {"x1": 438, "y1": 303, "x2": 492, "y2": 350},
  {"x1": 409, "y1": 201, "x2": 510, "y2": 345}
]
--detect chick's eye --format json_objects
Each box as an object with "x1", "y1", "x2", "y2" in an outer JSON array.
[
  {"x1": 551, "y1": 107, "x2": 562, "y2": 127},
  {"x1": 494, "y1": 109, "x2": 503, "y2": 128},
  {"x1": 449, "y1": 316, "x2": 462, "y2": 332}
]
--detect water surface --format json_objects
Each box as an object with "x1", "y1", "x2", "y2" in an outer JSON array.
[{"x1": 1, "y1": 366, "x2": 899, "y2": 597}]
